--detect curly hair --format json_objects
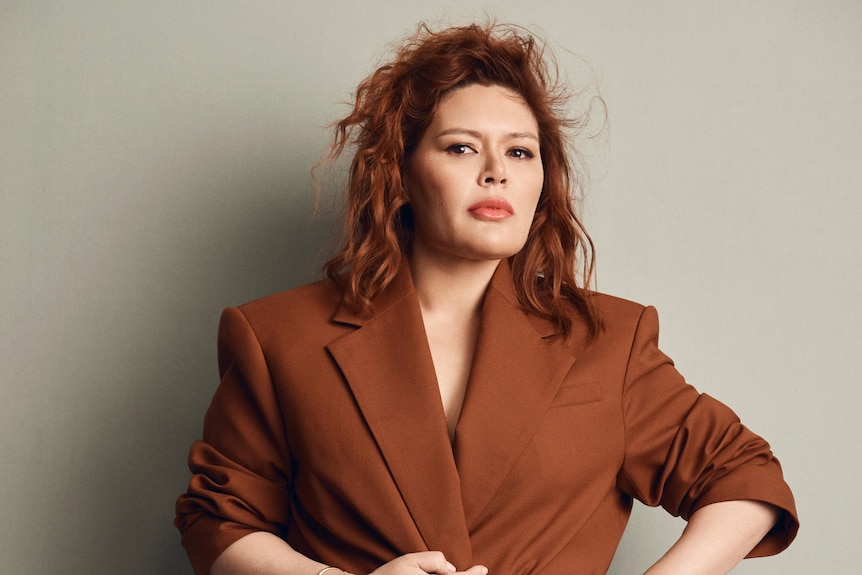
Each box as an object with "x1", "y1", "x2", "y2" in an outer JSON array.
[{"x1": 321, "y1": 21, "x2": 600, "y2": 338}]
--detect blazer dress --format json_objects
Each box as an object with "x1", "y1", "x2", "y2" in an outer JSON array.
[{"x1": 175, "y1": 260, "x2": 798, "y2": 575}]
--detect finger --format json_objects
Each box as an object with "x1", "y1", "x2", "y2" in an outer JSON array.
[
  {"x1": 455, "y1": 566, "x2": 489, "y2": 575},
  {"x1": 405, "y1": 551, "x2": 456, "y2": 574}
]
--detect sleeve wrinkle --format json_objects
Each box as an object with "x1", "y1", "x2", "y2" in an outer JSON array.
[
  {"x1": 613, "y1": 305, "x2": 798, "y2": 556},
  {"x1": 617, "y1": 306, "x2": 763, "y2": 513},
  {"x1": 176, "y1": 306, "x2": 295, "y2": 574}
]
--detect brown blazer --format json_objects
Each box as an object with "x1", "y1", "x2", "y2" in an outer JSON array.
[{"x1": 175, "y1": 261, "x2": 798, "y2": 575}]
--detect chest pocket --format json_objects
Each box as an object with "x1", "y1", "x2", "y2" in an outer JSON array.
[{"x1": 549, "y1": 380, "x2": 602, "y2": 408}]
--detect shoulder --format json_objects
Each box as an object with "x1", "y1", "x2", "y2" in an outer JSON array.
[
  {"x1": 241, "y1": 277, "x2": 340, "y2": 314},
  {"x1": 565, "y1": 291, "x2": 662, "y2": 355},
  {"x1": 586, "y1": 291, "x2": 655, "y2": 336},
  {"x1": 223, "y1": 278, "x2": 345, "y2": 341},
  {"x1": 588, "y1": 291, "x2": 647, "y2": 319}
]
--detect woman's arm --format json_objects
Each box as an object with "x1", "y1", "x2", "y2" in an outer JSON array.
[
  {"x1": 643, "y1": 500, "x2": 781, "y2": 575},
  {"x1": 210, "y1": 532, "x2": 488, "y2": 575},
  {"x1": 210, "y1": 532, "x2": 326, "y2": 575}
]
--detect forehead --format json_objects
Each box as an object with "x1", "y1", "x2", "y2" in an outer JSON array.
[{"x1": 431, "y1": 84, "x2": 539, "y2": 132}]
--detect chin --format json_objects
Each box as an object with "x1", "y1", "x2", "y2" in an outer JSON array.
[{"x1": 465, "y1": 244, "x2": 525, "y2": 261}]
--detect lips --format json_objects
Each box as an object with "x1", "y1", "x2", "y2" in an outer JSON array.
[{"x1": 468, "y1": 197, "x2": 515, "y2": 220}]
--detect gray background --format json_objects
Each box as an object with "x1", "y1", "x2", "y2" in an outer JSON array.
[{"x1": 2, "y1": 1, "x2": 859, "y2": 573}]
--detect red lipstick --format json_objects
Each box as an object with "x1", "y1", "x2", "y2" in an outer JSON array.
[{"x1": 468, "y1": 197, "x2": 514, "y2": 220}]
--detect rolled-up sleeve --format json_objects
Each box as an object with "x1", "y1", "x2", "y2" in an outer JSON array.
[
  {"x1": 616, "y1": 305, "x2": 799, "y2": 557},
  {"x1": 175, "y1": 307, "x2": 293, "y2": 575}
]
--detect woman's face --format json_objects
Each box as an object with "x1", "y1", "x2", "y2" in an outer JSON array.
[{"x1": 403, "y1": 83, "x2": 544, "y2": 266}]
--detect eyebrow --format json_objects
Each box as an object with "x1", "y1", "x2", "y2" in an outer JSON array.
[{"x1": 435, "y1": 128, "x2": 539, "y2": 142}]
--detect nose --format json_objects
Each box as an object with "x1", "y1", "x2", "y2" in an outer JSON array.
[{"x1": 479, "y1": 153, "x2": 507, "y2": 186}]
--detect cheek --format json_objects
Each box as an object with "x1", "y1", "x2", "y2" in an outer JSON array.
[
  {"x1": 534, "y1": 171, "x2": 545, "y2": 199},
  {"x1": 418, "y1": 177, "x2": 462, "y2": 217},
  {"x1": 409, "y1": 185, "x2": 457, "y2": 234},
  {"x1": 523, "y1": 175, "x2": 544, "y2": 214}
]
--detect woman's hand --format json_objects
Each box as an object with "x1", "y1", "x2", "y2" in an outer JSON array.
[
  {"x1": 209, "y1": 533, "x2": 487, "y2": 575},
  {"x1": 368, "y1": 551, "x2": 487, "y2": 575}
]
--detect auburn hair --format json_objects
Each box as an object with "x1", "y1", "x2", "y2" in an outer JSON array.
[{"x1": 321, "y1": 21, "x2": 600, "y2": 338}]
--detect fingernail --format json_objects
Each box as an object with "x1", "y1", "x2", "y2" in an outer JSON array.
[
  {"x1": 482, "y1": 568, "x2": 489, "y2": 575},
  {"x1": 446, "y1": 561, "x2": 456, "y2": 572}
]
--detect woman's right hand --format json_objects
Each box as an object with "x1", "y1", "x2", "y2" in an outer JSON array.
[{"x1": 367, "y1": 551, "x2": 487, "y2": 575}]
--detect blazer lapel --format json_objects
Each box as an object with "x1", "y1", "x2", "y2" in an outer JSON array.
[
  {"x1": 326, "y1": 265, "x2": 473, "y2": 565},
  {"x1": 453, "y1": 261, "x2": 581, "y2": 527}
]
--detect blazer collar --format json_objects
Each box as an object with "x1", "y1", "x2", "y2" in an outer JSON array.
[
  {"x1": 326, "y1": 260, "x2": 582, "y2": 559},
  {"x1": 453, "y1": 262, "x2": 580, "y2": 526},
  {"x1": 327, "y1": 262, "x2": 472, "y2": 563}
]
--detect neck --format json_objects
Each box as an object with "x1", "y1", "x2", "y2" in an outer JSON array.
[{"x1": 409, "y1": 250, "x2": 501, "y2": 319}]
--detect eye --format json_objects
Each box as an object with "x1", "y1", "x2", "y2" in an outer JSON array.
[
  {"x1": 508, "y1": 148, "x2": 535, "y2": 159},
  {"x1": 446, "y1": 144, "x2": 476, "y2": 155}
]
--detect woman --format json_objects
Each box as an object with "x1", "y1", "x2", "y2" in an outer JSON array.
[{"x1": 175, "y1": 22, "x2": 798, "y2": 575}]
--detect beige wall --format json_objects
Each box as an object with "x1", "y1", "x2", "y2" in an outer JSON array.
[{"x1": 2, "y1": 2, "x2": 859, "y2": 573}]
